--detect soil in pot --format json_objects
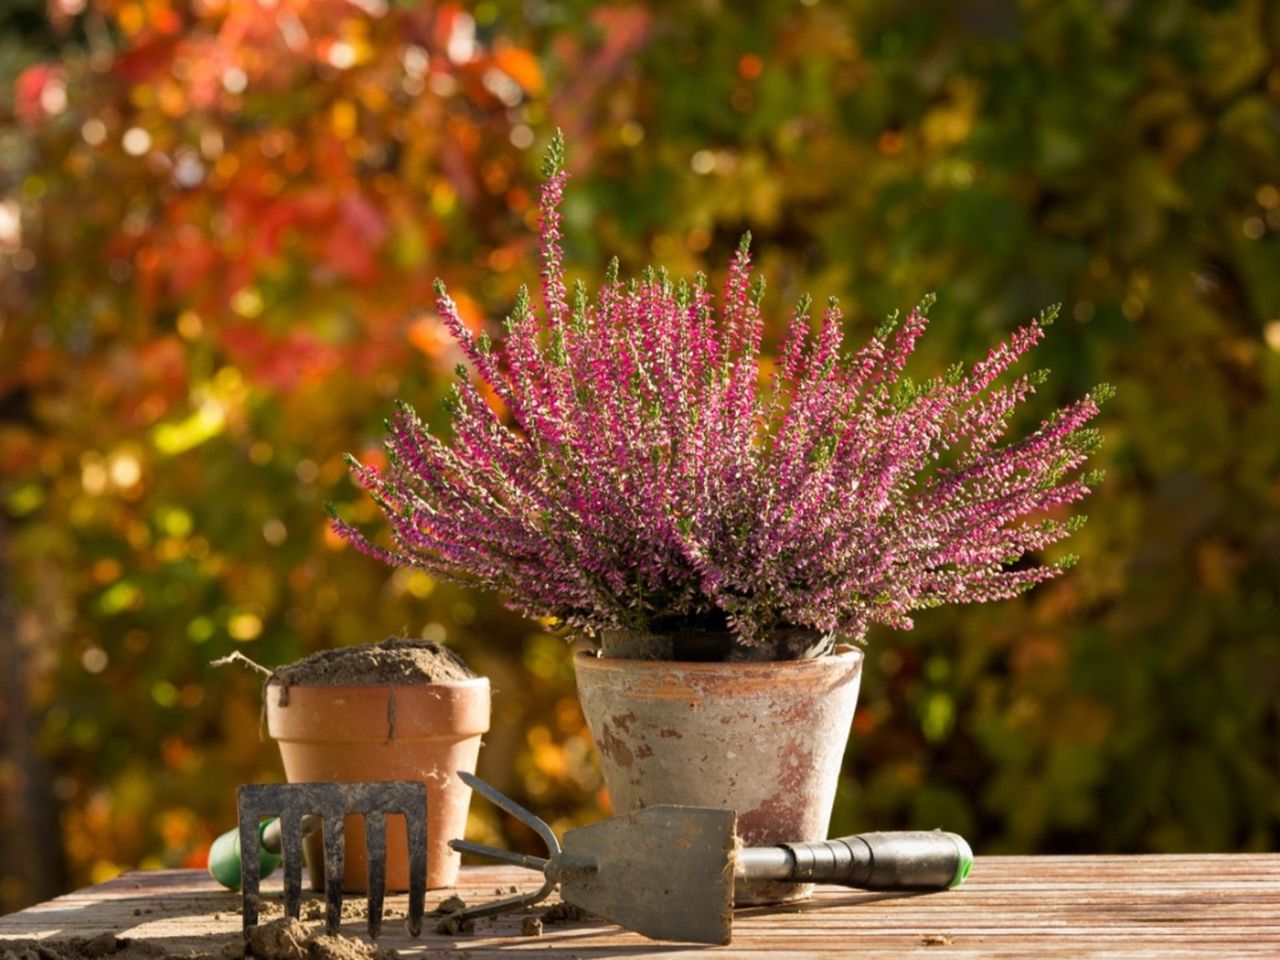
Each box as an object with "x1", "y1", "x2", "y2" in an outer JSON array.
[
  {"x1": 269, "y1": 638, "x2": 475, "y2": 690},
  {"x1": 265, "y1": 638, "x2": 489, "y2": 894}
]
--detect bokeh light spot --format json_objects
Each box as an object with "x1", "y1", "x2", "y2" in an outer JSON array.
[
  {"x1": 221, "y1": 67, "x2": 248, "y2": 95},
  {"x1": 80, "y1": 648, "x2": 109, "y2": 674},
  {"x1": 1264, "y1": 321, "x2": 1280, "y2": 352},
  {"x1": 81, "y1": 119, "x2": 107, "y2": 145},
  {"x1": 231, "y1": 288, "x2": 264, "y2": 318},
  {"x1": 150, "y1": 682, "x2": 179, "y2": 708},
  {"x1": 228, "y1": 612, "x2": 263, "y2": 642},
  {"x1": 187, "y1": 616, "x2": 214, "y2": 644},
  {"x1": 176, "y1": 310, "x2": 203, "y2": 339},
  {"x1": 121, "y1": 127, "x2": 151, "y2": 156},
  {"x1": 97, "y1": 582, "x2": 141, "y2": 616}
]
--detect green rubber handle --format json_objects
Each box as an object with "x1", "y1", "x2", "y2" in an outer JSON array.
[{"x1": 208, "y1": 818, "x2": 283, "y2": 890}]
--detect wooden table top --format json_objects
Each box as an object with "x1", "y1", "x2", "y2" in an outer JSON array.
[{"x1": 1, "y1": 856, "x2": 1278, "y2": 959}]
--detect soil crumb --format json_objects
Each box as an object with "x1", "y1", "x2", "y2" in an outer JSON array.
[
  {"x1": 431, "y1": 915, "x2": 473, "y2": 937},
  {"x1": 270, "y1": 639, "x2": 476, "y2": 688},
  {"x1": 303, "y1": 935, "x2": 396, "y2": 960},
  {"x1": 298, "y1": 898, "x2": 404, "y2": 924},
  {"x1": 243, "y1": 918, "x2": 398, "y2": 960},
  {"x1": 427, "y1": 896, "x2": 473, "y2": 936},
  {"x1": 520, "y1": 917, "x2": 543, "y2": 937},
  {"x1": 246, "y1": 918, "x2": 310, "y2": 960},
  {"x1": 2, "y1": 936, "x2": 167, "y2": 960},
  {"x1": 426, "y1": 896, "x2": 467, "y2": 917},
  {"x1": 247, "y1": 897, "x2": 283, "y2": 922},
  {"x1": 541, "y1": 902, "x2": 593, "y2": 925}
]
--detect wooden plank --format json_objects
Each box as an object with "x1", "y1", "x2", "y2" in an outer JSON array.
[{"x1": 1, "y1": 856, "x2": 1278, "y2": 958}]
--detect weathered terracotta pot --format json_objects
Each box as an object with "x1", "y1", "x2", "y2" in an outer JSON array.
[
  {"x1": 574, "y1": 646, "x2": 863, "y2": 905},
  {"x1": 265, "y1": 677, "x2": 489, "y2": 892}
]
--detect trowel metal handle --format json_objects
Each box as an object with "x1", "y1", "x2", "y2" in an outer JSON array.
[{"x1": 738, "y1": 831, "x2": 972, "y2": 890}]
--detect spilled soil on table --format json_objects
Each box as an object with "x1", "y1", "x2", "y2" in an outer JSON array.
[
  {"x1": 0, "y1": 919, "x2": 400, "y2": 960},
  {"x1": 0, "y1": 886, "x2": 597, "y2": 960},
  {"x1": 242, "y1": 918, "x2": 399, "y2": 960},
  {"x1": 1, "y1": 933, "x2": 173, "y2": 960}
]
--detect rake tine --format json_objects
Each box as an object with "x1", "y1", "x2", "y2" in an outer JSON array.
[
  {"x1": 405, "y1": 799, "x2": 427, "y2": 936},
  {"x1": 236, "y1": 782, "x2": 428, "y2": 939},
  {"x1": 280, "y1": 810, "x2": 304, "y2": 920},
  {"x1": 364, "y1": 811, "x2": 387, "y2": 939},
  {"x1": 238, "y1": 811, "x2": 261, "y2": 934},
  {"x1": 322, "y1": 813, "x2": 346, "y2": 935}
]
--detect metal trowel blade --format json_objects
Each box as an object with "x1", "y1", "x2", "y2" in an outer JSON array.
[{"x1": 557, "y1": 805, "x2": 737, "y2": 944}]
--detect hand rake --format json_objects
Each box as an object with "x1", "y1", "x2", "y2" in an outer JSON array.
[
  {"x1": 449, "y1": 771, "x2": 972, "y2": 944},
  {"x1": 232, "y1": 781, "x2": 428, "y2": 939}
]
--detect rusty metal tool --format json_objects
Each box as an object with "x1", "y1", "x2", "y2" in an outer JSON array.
[
  {"x1": 449, "y1": 771, "x2": 971, "y2": 944},
  {"x1": 235, "y1": 781, "x2": 428, "y2": 939}
]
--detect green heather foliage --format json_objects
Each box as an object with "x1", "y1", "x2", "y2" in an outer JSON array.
[{"x1": 1, "y1": 0, "x2": 1278, "y2": 907}]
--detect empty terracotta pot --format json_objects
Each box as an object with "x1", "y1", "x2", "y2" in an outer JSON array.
[
  {"x1": 575, "y1": 646, "x2": 863, "y2": 905},
  {"x1": 265, "y1": 676, "x2": 489, "y2": 892}
]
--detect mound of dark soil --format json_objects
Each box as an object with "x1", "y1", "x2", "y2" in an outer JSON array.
[{"x1": 269, "y1": 639, "x2": 476, "y2": 688}]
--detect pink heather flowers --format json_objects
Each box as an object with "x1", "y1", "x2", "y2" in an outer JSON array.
[{"x1": 334, "y1": 133, "x2": 1109, "y2": 655}]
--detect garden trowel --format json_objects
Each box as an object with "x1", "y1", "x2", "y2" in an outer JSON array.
[{"x1": 449, "y1": 771, "x2": 972, "y2": 944}]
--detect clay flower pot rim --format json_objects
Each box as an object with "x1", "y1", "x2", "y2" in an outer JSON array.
[
  {"x1": 267, "y1": 675, "x2": 491, "y2": 743},
  {"x1": 575, "y1": 644, "x2": 863, "y2": 671}
]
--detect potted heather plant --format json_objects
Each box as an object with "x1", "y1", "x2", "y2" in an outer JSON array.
[{"x1": 333, "y1": 134, "x2": 1108, "y2": 904}]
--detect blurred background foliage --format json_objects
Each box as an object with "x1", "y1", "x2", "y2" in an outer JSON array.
[{"x1": 2, "y1": 0, "x2": 1278, "y2": 910}]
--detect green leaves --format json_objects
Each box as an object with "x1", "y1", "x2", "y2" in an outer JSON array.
[
  {"x1": 504, "y1": 285, "x2": 532, "y2": 333},
  {"x1": 571, "y1": 279, "x2": 589, "y2": 331},
  {"x1": 876, "y1": 309, "x2": 901, "y2": 340},
  {"x1": 541, "y1": 127, "x2": 566, "y2": 178},
  {"x1": 547, "y1": 327, "x2": 567, "y2": 366},
  {"x1": 893, "y1": 375, "x2": 922, "y2": 411},
  {"x1": 441, "y1": 383, "x2": 463, "y2": 415},
  {"x1": 809, "y1": 433, "x2": 839, "y2": 468}
]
